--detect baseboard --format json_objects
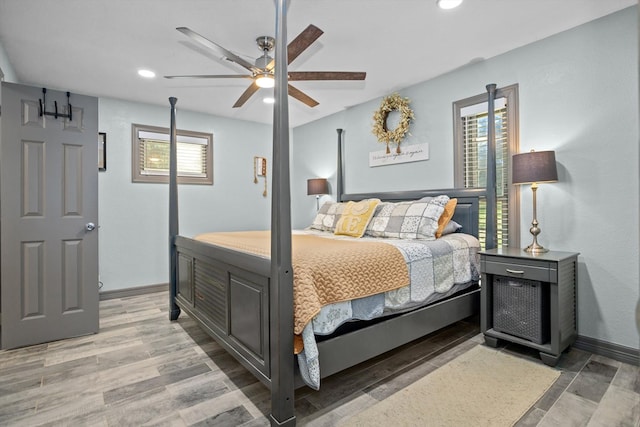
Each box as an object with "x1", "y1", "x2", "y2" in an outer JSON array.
[
  {"x1": 574, "y1": 335, "x2": 639, "y2": 366},
  {"x1": 99, "y1": 283, "x2": 168, "y2": 301}
]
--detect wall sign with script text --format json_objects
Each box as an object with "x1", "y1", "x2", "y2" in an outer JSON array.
[{"x1": 369, "y1": 143, "x2": 429, "y2": 167}]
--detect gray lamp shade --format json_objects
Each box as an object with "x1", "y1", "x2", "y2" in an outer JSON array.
[
  {"x1": 307, "y1": 178, "x2": 329, "y2": 195},
  {"x1": 512, "y1": 150, "x2": 558, "y2": 185}
]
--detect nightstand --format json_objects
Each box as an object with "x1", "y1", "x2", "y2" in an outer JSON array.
[{"x1": 479, "y1": 248, "x2": 579, "y2": 366}]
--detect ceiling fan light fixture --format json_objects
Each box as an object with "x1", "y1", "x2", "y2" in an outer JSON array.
[
  {"x1": 437, "y1": 0, "x2": 463, "y2": 10},
  {"x1": 255, "y1": 73, "x2": 275, "y2": 88}
]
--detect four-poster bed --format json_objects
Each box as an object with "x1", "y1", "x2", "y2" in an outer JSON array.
[{"x1": 167, "y1": 3, "x2": 499, "y2": 425}]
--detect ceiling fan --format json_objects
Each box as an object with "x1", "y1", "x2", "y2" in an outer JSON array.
[{"x1": 164, "y1": 24, "x2": 366, "y2": 108}]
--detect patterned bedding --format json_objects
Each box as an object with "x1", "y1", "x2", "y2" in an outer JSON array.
[{"x1": 294, "y1": 229, "x2": 480, "y2": 389}]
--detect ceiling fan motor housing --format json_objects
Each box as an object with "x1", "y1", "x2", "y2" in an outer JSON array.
[
  {"x1": 255, "y1": 36, "x2": 275, "y2": 70},
  {"x1": 255, "y1": 55, "x2": 273, "y2": 70},
  {"x1": 257, "y1": 36, "x2": 275, "y2": 52}
]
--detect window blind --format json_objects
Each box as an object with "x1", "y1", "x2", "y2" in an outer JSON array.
[
  {"x1": 131, "y1": 123, "x2": 213, "y2": 185},
  {"x1": 461, "y1": 105, "x2": 509, "y2": 249},
  {"x1": 138, "y1": 139, "x2": 207, "y2": 177}
]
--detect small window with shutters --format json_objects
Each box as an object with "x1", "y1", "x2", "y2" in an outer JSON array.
[
  {"x1": 453, "y1": 84, "x2": 520, "y2": 249},
  {"x1": 132, "y1": 123, "x2": 213, "y2": 185}
]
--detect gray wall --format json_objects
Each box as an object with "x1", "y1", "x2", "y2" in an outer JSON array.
[
  {"x1": 291, "y1": 7, "x2": 639, "y2": 350},
  {"x1": 98, "y1": 98, "x2": 271, "y2": 291}
]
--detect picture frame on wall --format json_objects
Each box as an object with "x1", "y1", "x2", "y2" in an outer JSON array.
[{"x1": 98, "y1": 132, "x2": 106, "y2": 171}]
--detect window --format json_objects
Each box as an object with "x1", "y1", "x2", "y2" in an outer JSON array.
[
  {"x1": 453, "y1": 84, "x2": 519, "y2": 249},
  {"x1": 132, "y1": 123, "x2": 213, "y2": 185}
]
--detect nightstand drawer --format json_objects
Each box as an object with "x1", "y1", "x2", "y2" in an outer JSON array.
[{"x1": 483, "y1": 260, "x2": 551, "y2": 282}]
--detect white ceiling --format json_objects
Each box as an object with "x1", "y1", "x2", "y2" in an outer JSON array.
[{"x1": 0, "y1": 0, "x2": 635, "y2": 127}]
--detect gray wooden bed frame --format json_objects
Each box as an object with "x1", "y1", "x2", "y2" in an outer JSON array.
[{"x1": 167, "y1": 3, "x2": 498, "y2": 426}]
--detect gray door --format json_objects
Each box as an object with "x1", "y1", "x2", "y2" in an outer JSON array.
[{"x1": 1, "y1": 82, "x2": 99, "y2": 349}]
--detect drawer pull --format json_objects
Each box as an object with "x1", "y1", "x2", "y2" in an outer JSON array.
[
  {"x1": 196, "y1": 292, "x2": 205, "y2": 301},
  {"x1": 505, "y1": 268, "x2": 525, "y2": 275}
]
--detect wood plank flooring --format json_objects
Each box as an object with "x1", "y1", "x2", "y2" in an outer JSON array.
[{"x1": 0, "y1": 291, "x2": 638, "y2": 426}]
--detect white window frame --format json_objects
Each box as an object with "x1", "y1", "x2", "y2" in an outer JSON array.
[
  {"x1": 132, "y1": 123, "x2": 213, "y2": 185},
  {"x1": 453, "y1": 84, "x2": 520, "y2": 249}
]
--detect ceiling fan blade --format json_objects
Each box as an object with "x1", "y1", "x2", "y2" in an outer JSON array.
[
  {"x1": 287, "y1": 24, "x2": 324, "y2": 65},
  {"x1": 176, "y1": 27, "x2": 258, "y2": 73},
  {"x1": 288, "y1": 84, "x2": 319, "y2": 108},
  {"x1": 288, "y1": 71, "x2": 367, "y2": 81},
  {"x1": 164, "y1": 74, "x2": 253, "y2": 79},
  {"x1": 233, "y1": 82, "x2": 260, "y2": 108}
]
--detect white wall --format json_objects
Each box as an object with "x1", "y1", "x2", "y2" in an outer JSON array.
[
  {"x1": 291, "y1": 7, "x2": 639, "y2": 350},
  {"x1": 0, "y1": 41, "x2": 17, "y2": 83},
  {"x1": 0, "y1": 40, "x2": 18, "y2": 145},
  {"x1": 98, "y1": 98, "x2": 271, "y2": 291}
]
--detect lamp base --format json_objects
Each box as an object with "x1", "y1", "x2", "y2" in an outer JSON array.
[
  {"x1": 524, "y1": 241, "x2": 549, "y2": 254},
  {"x1": 524, "y1": 216, "x2": 549, "y2": 254}
]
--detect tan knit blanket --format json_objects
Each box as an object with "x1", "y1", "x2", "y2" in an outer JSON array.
[{"x1": 194, "y1": 231, "x2": 410, "y2": 336}]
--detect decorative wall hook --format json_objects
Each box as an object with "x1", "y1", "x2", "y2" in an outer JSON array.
[{"x1": 39, "y1": 88, "x2": 73, "y2": 121}]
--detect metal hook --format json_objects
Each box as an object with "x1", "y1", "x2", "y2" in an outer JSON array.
[
  {"x1": 67, "y1": 92, "x2": 72, "y2": 122},
  {"x1": 39, "y1": 88, "x2": 47, "y2": 117},
  {"x1": 38, "y1": 87, "x2": 73, "y2": 120}
]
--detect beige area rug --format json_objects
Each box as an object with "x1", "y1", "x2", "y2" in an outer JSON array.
[{"x1": 342, "y1": 345, "x2": 561, "y2": 427}]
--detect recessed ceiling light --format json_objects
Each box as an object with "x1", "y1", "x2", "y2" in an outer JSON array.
[
  {"x1": 138, "y1": 69, "x2": 156, "y2": 78},
  {"x1": 437, "y1": 0, "x2": 463, "y2": 10},
  {"x1": 263, "y1": 97, "x2": 275, "y2": 104}
]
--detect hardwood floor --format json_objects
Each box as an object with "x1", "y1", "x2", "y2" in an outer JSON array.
[{"x1": 0, "y1": 291, "x2": 638, "y2": 426}]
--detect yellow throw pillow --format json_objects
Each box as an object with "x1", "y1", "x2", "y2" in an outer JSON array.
[
  {"x1": 436, "y1": 198, "x2": 457, "y2": 238},
  {"x1": 334, "y1": 199, "x2": 380, "y2": 237}
]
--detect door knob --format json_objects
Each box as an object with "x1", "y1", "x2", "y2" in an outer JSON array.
[{"x1": 85, "y1": 222, "x2": 96, "y2": 231}]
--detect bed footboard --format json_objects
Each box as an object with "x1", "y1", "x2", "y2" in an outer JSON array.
[{"x1": 173, "y1": 236, "x2": 273, "y2": 384}]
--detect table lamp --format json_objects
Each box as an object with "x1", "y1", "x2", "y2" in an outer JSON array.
[
  {"x1": 307, "y1": 178, "x2": 329, "y2": 210},
  {"x1": 512, "y1": 150, "x2": 558, "y2": 253}
]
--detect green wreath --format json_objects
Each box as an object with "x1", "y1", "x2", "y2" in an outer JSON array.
[{"x1": 372, "y1": 93, "x2": 414, "y2": 154}]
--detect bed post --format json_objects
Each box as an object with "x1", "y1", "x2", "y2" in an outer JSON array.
[
  {"x1": 485, "y1": 84, "x2": 497, "y2": 250},
  {"x1": 269, "y1": 0, "x2": 295, "y2": 425},
  {"x1": 336, "y1": 128, "x2": 344, "y2": 202},
  {"x1": 168, "y1": 96, "x2": 181, "y2": 321}
]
